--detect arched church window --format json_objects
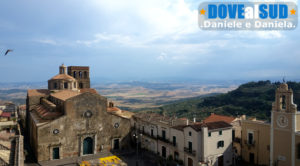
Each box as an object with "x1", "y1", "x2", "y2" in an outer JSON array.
[
  {"x1": 73, "y1": 71, "x2": 77, "y2": 78},
  {"x1": 281, "y1": 95, "x2": 286, "y2": 110},
  {"x1": 297, "y1": 143, "x2": 300, "y2": 159},
  {"x1": 79, "y1": 71, "x2": 82, "y2": 78},
  {"x1": 54, "y1": 82, "x2": 57, "y2": 89},
  {"x1": 64, "y1": 82, "x2": 68, "y2": 89},
  {"x1": 84, "y1": 71, "x2": 87, "y2": 78}
]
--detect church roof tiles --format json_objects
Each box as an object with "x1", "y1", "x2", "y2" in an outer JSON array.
[
  {"x1": 50, "y1": 74, "x2": 76, "y2": 80},
  {"x1": 27, "y1": 89, "x2": 50, "y2": 97},
  {"x1": 50, "y1": 90, "x2": 81, "y2": 101}
]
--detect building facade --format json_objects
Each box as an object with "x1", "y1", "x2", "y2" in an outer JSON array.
[
  {"x1": 133, "y1": 113, "x2": 233, "y2": 166},
  {"x1": 204, "y1": 113, "x2": 244, "y2": 162},
  {"x1": 241, "y1": 119, "x2": 270, "y2": 165},
  {"x1": 240, "y1": 83, "x2": 300, "y2": 166},
  {"x1": 26, "y1": 65, "x2": 132, "y2": 162}
]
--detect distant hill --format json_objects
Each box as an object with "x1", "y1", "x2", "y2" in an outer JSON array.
[{"x1": 142, "y1": 81, "x2": 300, "y2": 121}]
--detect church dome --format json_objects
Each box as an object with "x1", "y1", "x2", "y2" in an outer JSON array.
[
  {"x1": 50, "y1": 74, "x2": 76, "y2": 81},
  {"x1": 48, "y1": 66, "x2": 78, "y2": 91}
]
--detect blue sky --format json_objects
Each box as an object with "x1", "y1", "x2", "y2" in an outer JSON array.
[{"x1": 0, "y1": 0, "x2": 299, "y2": 83}]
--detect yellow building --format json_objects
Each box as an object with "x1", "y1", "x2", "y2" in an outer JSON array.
[
  {"x1": 270, "y1": 83, "x2": 300, "y2": 166},
  {"x1": 241, "y1": 83, "x2": 300, "y2": 166},
  {"x1": 241, "y1": 119, "x2": 270, "y2": 165}
]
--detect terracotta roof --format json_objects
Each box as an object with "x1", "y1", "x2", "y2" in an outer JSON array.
[
  {"x1": 50, "y1": 74, "x2": 76, "y2": 80},
  {"x1": 80, "y1": 88, "x2": 98, "y2": 94},
  {"x1": 179, "y1": 117, "x2": 188, "y2": 121},
  {"x1": 35, "y1": 105, "x2": 62, "y2": 120},
  {"x1": 27, "y1": 89, "x2": 50, "y2": 97},
  {"x1": 18, "y1": 105, "x2": 26, "y2": 110},
  {"x1": 107, "y1": 107, "x2": 121, "y2": 113},
  {"x1": 0, "y1": 112, "x2": 11, "y2": 118},
  {"x1": 50, "y1": 90, "x2": 81, "y2": 101},
  {"x1": 203, "y1": 113, "x2": 235, "y2": 124},
  {"x1": 205, "y1": 121, "x2": 232, "y2": 130},
  {"x1": 107, "y1": 107, "x2": 134, "y2": 119},
  {"x1": 50, "y1": 88, "x2": 98, "y2": 101}
]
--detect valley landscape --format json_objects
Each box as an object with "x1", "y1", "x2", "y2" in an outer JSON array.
[{"x1": 0, "y1": 81, "x2": 238, "y2": 109}]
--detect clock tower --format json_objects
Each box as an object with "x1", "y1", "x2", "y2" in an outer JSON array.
[{"x1": 270, "y1": 83, "x2": 298, "y2": 166}]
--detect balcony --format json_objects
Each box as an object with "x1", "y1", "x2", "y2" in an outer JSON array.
[
  {"x1": 171, "y1": 142, "x2": 177, "y2": 147},
  {"x1": 184, "y1": 147, "x2": 196, "y2": 156},
  {"x1": 244, "y1": 140, "x2": 255, "y2": 148},
  {"x1": 142, "y1": 131, "x2": 157, "y2": 140},
  {"x1": 233, "y1": 137, "x2": 241, "y2": 143},
  {"x1": 157, "y1": 135, "x2": 170, "y2": 143}
]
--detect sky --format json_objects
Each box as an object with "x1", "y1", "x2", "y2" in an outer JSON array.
[{"x1": 0, "y1": 0, "x2": 299, "y2": 83}]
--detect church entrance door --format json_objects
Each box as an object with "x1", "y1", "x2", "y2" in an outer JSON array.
[{"x1": 83, "y1": 137, "x2": 93, "y2": 155}]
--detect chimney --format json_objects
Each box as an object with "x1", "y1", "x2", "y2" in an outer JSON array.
[
  {"x1": 241, "y1": 115, "x2": 246, "y2": 120},
  {"x1": 108, "y1": 101, "x2": 114, "y2": 108},
  {"x1": 193, "y1": 117, "x2": 196, "y2": 123},
  {"x1": 186, "y1": 119, "x2": 189, "y2": 125}
]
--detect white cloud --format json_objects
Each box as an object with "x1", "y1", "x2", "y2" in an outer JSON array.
[
  {"x1": 157, "y1": 52, "x2": 168, "y2": 61},
  {"x1": 76, "y1": 33, "x2": 136, "y2": 47},
  {"x1": 85, "y1": 0, "x2": 199, "y2": 43},
  {"x1": 255, "y1": 31, "x2": 284, "y2": 39},
  {"x1": 223, "y1": 31, "x2": 284, "y2": 39}
]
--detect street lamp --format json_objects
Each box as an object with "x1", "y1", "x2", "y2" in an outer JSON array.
[{"x1": 133, "y1": 133, "x2": 143, "y2": 166}]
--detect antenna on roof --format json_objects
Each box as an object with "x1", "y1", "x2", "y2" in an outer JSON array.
[{"x1": 283, "y1": 76, "x2": 286, "y2": 83}]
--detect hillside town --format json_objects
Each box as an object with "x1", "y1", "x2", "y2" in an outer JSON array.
[{"x1": 0, "y1": 64, "x2": 298, "y2": 166}]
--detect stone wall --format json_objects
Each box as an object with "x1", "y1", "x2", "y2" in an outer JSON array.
[{"x1": 34, "y1": 92, "x2": 132, "y2": 161}]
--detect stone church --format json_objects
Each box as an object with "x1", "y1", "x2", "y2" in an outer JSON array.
[{"x1": 26, "y1": 64, "x2": 133, "y2": 162}]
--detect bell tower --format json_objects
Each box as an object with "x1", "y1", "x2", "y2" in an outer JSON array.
[
  {"x1": 59, "y1": 64, "x2": 67, "y2": 74},
  {"x1": 67, "y1": 66, "x2": 90, "y2": 89},
  {"x1": 273, "y1": 83, "x2": 297, "y2": 113},
  {"x1": 270, "y1": 83, "x2": 298, "y2": 166}
]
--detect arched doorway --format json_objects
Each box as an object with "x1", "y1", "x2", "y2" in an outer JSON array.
[
  {"x1": 83, "y1": 137, "x2": 93, "y2": 155},
  {"x1": 188, "y1": 157, "x2": 193, "y2": 166},
  {"x1": 162, "y1": 146, "x2": 166, "y2": 158}
]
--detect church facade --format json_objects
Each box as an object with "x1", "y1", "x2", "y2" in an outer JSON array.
[{"x1": 26, "y1": 65, "x2": 133, "y2": 162}]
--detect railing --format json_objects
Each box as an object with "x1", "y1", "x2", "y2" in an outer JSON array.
[
  {"x1": 233, "y1": 137, "x2": 241, "y2": 143},
  {"x1": 142, "y1": 131, "x2": 157, "y2": 139},
  {"x1": 172, "y1": 142, "x2": 177, "y2": 147},
  {"x1": 184, "y1": 147, "x2": 196, "y2": 156},
  {"x1": 244, "y1": 140, "x2": 255, "y2": 147},
  {"x1": 157, "y1": 135, "x2": 170, "y2": 143}
]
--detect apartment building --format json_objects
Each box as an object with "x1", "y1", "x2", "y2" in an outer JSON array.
[
  {"x1": 133, "y1": 113, "x2": 233, "y2": 166},
  {"x1": 132, "y1": 113, "x2": 188, "y2": 158},
  {"x1": 204, "y1": 113, "x2": 245, "y2": 163}
]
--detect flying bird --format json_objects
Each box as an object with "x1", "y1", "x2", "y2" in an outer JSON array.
[{"x1": 4, "y1": 49, "x2": 13, "y2": 56}]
